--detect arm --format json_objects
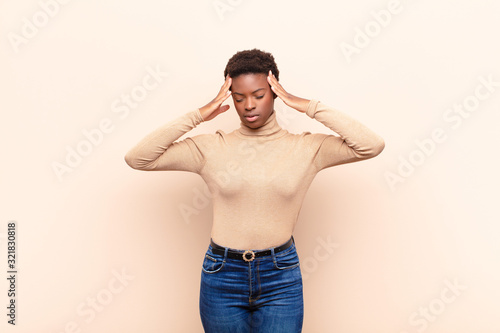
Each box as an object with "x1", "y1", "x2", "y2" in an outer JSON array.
[
  {"x1": 124, "y1": 75, "x2": 233, "y2": 172},
  {"x1": 124, "y1": 109, "x2": 206, "y2": 172},
  {"x1": 266, "y1": 70, "x2": 385, "y2": 171},
  {"x1": 305, "y1": 99, "x2": 385, "y2": 170}
]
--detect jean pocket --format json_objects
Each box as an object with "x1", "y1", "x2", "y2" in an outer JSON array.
[
  {"x1": 202, "y1": 253, "x2": 225, "y2": 274},
  {"x1": 273, "y1": 247, "x2": 300, "y2": 270}
]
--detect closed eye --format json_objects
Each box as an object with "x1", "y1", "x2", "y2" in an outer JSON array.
[{"x1": 235, "y1": 95, "x2": 264, "y2": 103}]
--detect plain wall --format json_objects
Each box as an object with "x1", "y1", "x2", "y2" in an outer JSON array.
[{"x1": 1, "y1": 0, "x2": 499, "y2": 332}]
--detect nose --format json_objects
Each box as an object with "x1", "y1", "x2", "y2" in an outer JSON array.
[{"x1": 244, "y1": 99, "x2": 255, "y2": 111}]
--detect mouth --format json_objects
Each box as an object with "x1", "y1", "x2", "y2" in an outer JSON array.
[{"x1": 244, "y1": 114, "x2": 259, "y2": 122}]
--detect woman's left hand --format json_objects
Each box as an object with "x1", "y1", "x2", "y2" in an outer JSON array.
[{"x1": 267, "y1": 70, "x2": 310, "y2": 113}]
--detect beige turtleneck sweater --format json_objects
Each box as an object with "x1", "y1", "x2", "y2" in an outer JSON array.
[{"x1": 124, "y1": 99, "x2": 385, "y2": 250}]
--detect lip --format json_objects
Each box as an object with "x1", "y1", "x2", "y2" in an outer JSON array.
[{"x1": 244, "y1": 114, "x2": 259, "y2": 122}]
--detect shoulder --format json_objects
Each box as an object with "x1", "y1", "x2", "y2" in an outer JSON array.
[
  {"x1": 290, "y1": 131, "x2": 343, "y2": 155},
  {"x1": 188, "y1": 129, "x2": 228, "y2": 146},
  {"x1": 294, "y1": 131, "x2": 335, "y2": 144}
]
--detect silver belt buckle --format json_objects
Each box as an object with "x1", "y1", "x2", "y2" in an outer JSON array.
[{"x1": 242, "y1": 250, "x2": 255, "y2": 262}]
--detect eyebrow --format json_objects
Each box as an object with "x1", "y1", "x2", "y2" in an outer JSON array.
[{"x1": 232, "y1": 88, "x2": 266, "y2": 96}]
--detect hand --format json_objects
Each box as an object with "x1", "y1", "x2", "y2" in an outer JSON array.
[
  {"x1": 199, "y1": 75, "x2": 232, "y2": 121},
  {"x1": 267, "y1": 70, "x2": 310, "y2": 113}
]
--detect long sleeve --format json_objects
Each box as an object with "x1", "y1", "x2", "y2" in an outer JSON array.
[
  {"x1": 124, "y1": 108, "x2": 207, "y2": 173},
  {"x1": 305, "y1": 99, "x2": 385, "y2": 171}
]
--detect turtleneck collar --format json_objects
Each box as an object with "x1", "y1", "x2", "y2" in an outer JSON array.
[{"x1": 236, "y1": 109, "x2": 286, "y2": 139}]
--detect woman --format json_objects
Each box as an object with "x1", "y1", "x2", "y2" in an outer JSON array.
[{"x1": 124, "y1": 49, "x2": 385, "y2": 332}]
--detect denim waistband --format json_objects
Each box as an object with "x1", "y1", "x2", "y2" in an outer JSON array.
[{"x1": 209, "y1": 236, "x2": 295, "y2": 261}]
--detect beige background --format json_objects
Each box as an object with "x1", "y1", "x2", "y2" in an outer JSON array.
[{"x1": 1, "y1": 0, "x2": 499, "y2": 332}]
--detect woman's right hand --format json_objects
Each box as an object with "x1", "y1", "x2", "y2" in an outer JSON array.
[{"x1": 199, "y1": 75, "x2": 232, "y2": 121}]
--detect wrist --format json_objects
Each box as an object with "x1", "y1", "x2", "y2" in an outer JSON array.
[
  {"x1": 305, "y1": 100, "x2": 320, "y2": 118},
  {"x1": 198, "y1": 106, "x2": 209, "y2": 121},
  {"x1": 195, "y1": 108, "x2": 205, "y2": 123},
  {"x1": 298, "y1": 98, "x2": 311, "y2": 113}
]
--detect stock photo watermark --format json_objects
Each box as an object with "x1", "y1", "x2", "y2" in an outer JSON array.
[
  {"x1": 300, "y1": 235, "x2": 339, "y2": 281},
  {"x1": 399, "y1": 278, "x2": 467, "y2": 333},
  {"x1": 5, "y1": 221, "x2": 18, "y2": 325},
  {"x1": 340, "y1": 0, "x2": 406, "y2": 64},
  {"x1": 51, "y1": 65, "x2": 168, "y2": 182},
  {"x1": 385, "y1": 74, "x2": 499, "y2": 191},
  {"x1": 56, "y1": 267, "x2": 135, "y2": 333},
  {"x1": 178, "y1": 138, "x2": 270, "y2": 223},
  {"x1": 7, "y1": 0, "x2": 74, "y2": 53},
  {"x1": 178, "y1": 102, "x2": 300, "y2": 224},
  {"x1": 212, "y1": 0, "x2": 244, "y2": 21}
]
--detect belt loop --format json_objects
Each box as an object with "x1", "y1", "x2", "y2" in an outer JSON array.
[
  {"x1": 270, "y1": 247, "x2": 276, "y2": 263},
  {"x1": 223, "y1": 246, "x2": 228, "y2": 261}
]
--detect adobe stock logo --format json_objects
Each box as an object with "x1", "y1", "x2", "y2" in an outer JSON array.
[
  {"x1": 340, "y1": 0, "x2": 404, "y2": 64},
  {"x1": 177, "y1": 103, "x2": 300, "y2": 224},
  {"x1": 56, "y1": 267, "x2": 135, "y2": 333},
  {"x1": 8, "y1": 0, "x2": 73, "y2": 53},
  {"x1": 52, "y1": 65, "x2": 168, "y2": 182},
  {"x1": 212, "y1": 0, "x2": 244, "y2": 21},
  {"x1": 384, "y1": 74, "x2": 499, "y2": 191},
  {"x1": 399, "y1": 278, "x2": 466, "y2": 333},
  {"x1": 301, "y1": 235, "x2": 340, "y2": 281}
]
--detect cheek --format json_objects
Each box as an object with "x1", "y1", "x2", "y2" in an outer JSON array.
[
  {"x1": 230, "y1": 97, "x2": 241, "y2": 111},
  {"x1": 262, "y1": 94, "x2": 274, "y2": 108},
  {"x1": 234, "y1": 103, "x2": 245, "y2": 115}
]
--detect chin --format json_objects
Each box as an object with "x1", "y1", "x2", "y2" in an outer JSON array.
[{"x1": 244, "y1": 120, "x2": 260, "y2": 128}]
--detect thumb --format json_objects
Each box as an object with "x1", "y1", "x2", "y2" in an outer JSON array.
[{"x1": 219, "y1": 104, "x2": 230, "y2": 113}]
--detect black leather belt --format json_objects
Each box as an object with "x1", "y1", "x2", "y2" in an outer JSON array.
[{"x1": 210, "y1": 236, "x2": 294, "y2": 262}]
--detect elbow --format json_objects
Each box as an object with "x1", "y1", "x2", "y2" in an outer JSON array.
[
  {"x1": 124, "y1": 151, "x2": 142, "y2": 170},
  {"x1": 124, "y1": 152, "x2": 156, "y2": 171},
  {"x1": 357, "y1": 136, "x2": 385, "y2": 160},
  {"x1": 374, "y1": 137, "x2": 385, "y2": 156},
  {"x1": 124, "y1": 153, "x2": 137, "y2": 169},
  {"x1": 372, "y1": 136, "x2": 385, "y2": 157}
]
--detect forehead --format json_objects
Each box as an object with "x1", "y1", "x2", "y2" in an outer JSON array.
[{"x1": 231, "y1": 73, "x2": 269, "y2": 93}]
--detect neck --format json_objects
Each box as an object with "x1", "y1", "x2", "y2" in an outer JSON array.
[{"x1": 237, "y1": 110, "x2": 284, "y2": 138}]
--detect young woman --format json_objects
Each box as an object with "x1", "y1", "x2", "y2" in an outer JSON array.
[{"x1": 124, "y1": 49, "x2": 385, "y2": 332}]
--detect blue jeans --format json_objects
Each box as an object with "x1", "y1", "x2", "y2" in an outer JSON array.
[{"x1": 199, "y1": 236, "x2": 304, "y2": 332}]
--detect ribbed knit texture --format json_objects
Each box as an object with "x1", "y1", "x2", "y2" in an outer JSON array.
[{"x1": 125, "y1": 100, "x2": 385, "y2": 249}]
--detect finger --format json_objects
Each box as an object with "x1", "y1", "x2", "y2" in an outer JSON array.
[
  {"x1": 218, "y1": 76, "x2": 232, "y2": 96},
  {"x1": 217, "y1": 75, "x2": 232, "y2": 95},
  {"x1": 224, "y1": 75, "x2": 232, "y2": 88},
  {"x1": 210, "y1": 104, "x2": 230, "y2": 120},
  {"x1": 267, "y1": 70, "x2": 280, "y2": 84},
  {"x1": 270, "y1": 85, "x2": 286, "y2": 101},
  {"x1": 267, "y1": 70, "x2": 276, "y2": 84},
  {"x1": 267, "y1": 71, "x2": 284, "y2": 92},
  {"x1": 221, "y1": 89, "x2": 232, "y2": 102},
  {"x1": 267, "y1": 76, "x2": 287, "y2": 99},
  {"x1": 270, "y1": 85, "x2": 290, "y2": 105},
  {"x1": 219, "y1": 79, "x2": 232, "y2": 97},
  {"x1": 214, "y1": 88, "x2": 232, "y2": 106}
]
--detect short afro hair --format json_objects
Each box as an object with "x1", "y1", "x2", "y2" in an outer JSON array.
[{"x1": 224, "y1": 48, "x2": 279, "y2": 81}]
